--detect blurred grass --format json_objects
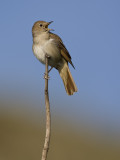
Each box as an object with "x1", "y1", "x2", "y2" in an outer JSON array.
[{"x1": 0, "y1": 100, "x2": 120, "y2": 160}]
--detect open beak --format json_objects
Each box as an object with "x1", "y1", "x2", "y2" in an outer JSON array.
[{"x1": 47, "y1": 21, "x2": 54, "y2": 31}]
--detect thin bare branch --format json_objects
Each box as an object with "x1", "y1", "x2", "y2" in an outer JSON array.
[{"x1": 41, "y1": 54, "x2": 51, "y2": 160}]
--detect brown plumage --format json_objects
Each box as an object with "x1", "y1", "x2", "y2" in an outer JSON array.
[
  {"x1": 58, "y1": 61, "x2": 77, "y2": 95},
  {"x1": 32, "y1": 21, "x2": 77, "y2": 95}
]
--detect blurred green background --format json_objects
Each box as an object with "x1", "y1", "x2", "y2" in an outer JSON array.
[{"x1": 0, "y1": 99, "x2": 120, "y2": 160}]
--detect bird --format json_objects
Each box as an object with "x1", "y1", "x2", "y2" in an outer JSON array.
[{"x1": 32, "y1": 20, "x2": 77, "y2": 95}]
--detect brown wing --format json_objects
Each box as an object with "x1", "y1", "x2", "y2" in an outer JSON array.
[{"x1": 50, "y1": 33, "x2": 75, "y2": 69}]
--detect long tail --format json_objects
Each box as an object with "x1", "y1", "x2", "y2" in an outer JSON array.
[{"x1": 58, "y1": 62, "x2": 77, "y2": 95}]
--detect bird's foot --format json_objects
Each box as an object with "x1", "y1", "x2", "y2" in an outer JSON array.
[{"x1": 44, "y1": 73, "x2": 50, "y2": 80}]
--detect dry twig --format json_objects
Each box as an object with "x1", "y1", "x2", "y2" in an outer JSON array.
[{"x1": 41, "y1": 54, "x2": 51, "y2": 160}]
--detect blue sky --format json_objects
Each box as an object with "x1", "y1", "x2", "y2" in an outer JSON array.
[{"x1": 0, "y1": 0, "x2": 120, "y2": 133}]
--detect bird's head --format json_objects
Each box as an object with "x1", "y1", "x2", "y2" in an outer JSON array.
[{"x1": 32, "y1": 20, "x2": 53, "y2": 36}]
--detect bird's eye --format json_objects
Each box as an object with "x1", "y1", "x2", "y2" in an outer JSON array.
[{"x1": 40, "y1": 24, "x2": 42, "y2": 27}]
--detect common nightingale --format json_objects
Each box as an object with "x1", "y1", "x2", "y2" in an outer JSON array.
[{"x1": 32, "y1": 21, "x2": 77, "y2": 95}]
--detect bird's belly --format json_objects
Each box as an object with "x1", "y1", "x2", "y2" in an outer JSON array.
[
  {"x1": 33, "y1": 39, "x2": 61, "y2": 67},
  {"x1": 33, "y1": 44, "x2": 46, "y2": 64}
]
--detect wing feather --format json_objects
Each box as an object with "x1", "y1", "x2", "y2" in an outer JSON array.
[{"x1": 50, "y1": 33, "x2": 75, "y2": 69}]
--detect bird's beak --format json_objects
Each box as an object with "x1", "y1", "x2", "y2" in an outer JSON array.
[
  {"x1": 48, "y1": 21, "x2": 53, "y2": 25},
  {"x1": 47, "y1": 21, "x2": 54, "y2": 31}
]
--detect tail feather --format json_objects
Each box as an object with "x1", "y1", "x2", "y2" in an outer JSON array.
[{"x1": 58, "y1": 62, "x2": 77, "y2": 95}]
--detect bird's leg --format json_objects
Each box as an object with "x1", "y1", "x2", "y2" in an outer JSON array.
[
  {"x1": 48, "y1": 67, "x2": 53, "y2": 73},
  {"x1": 44, "y1": 66, "x2": 53, "y2": 79}
]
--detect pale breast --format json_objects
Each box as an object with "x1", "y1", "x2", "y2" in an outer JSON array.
[
  {"x1": 32, "y1": 44, "x2": 46, "y2": 64},
  {"x1": 33, "y1": 38, "x2": 61, "y2": 67}
]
